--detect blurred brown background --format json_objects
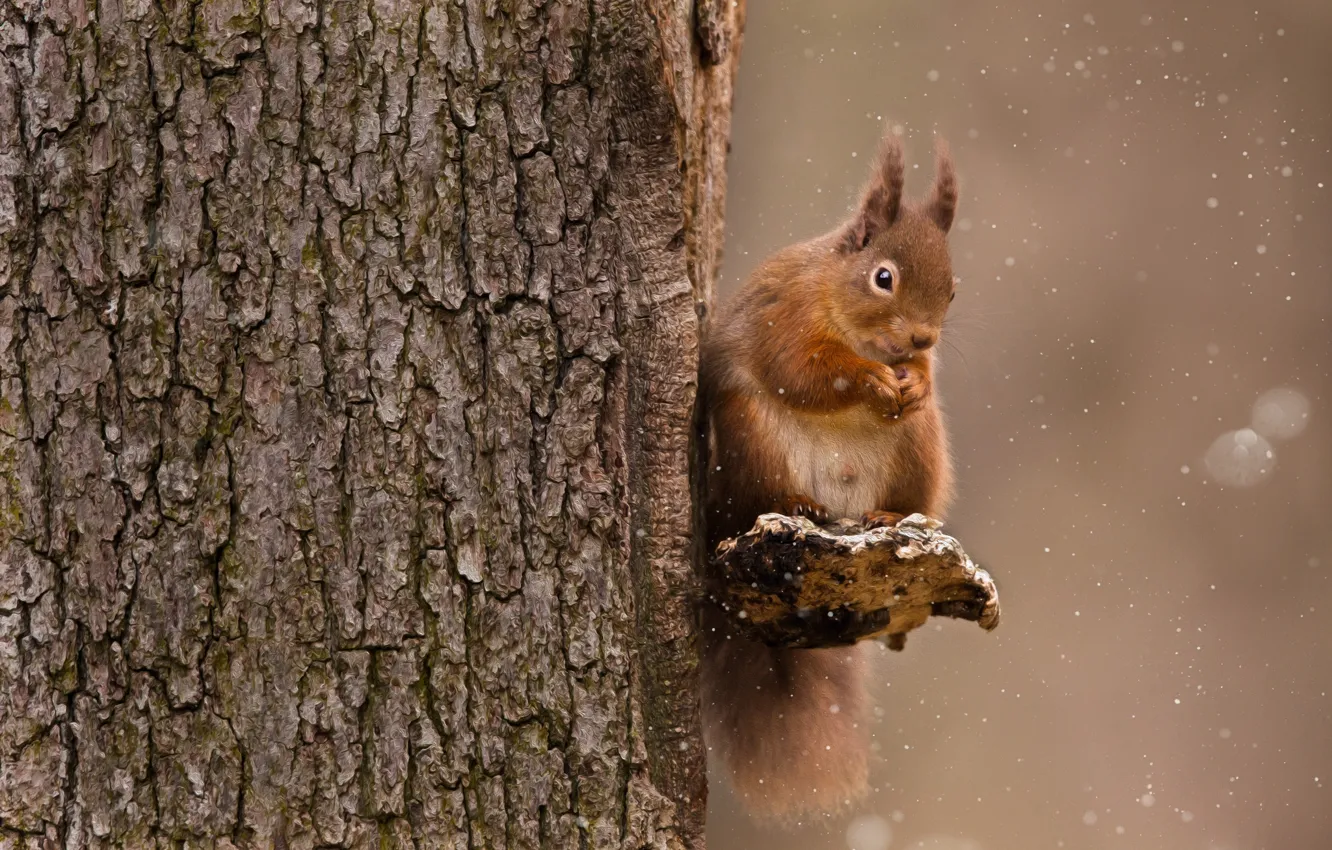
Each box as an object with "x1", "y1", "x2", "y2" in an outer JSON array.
[{"x1": 708, "y1": 1, "x2": 1332, "y2": 848}]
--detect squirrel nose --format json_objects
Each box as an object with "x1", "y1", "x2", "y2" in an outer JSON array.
[{"x1": 910, "y1": 333, "x2": 936, "y2": 350}]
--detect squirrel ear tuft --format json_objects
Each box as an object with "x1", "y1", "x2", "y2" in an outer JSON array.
[
  {"x1": 927, "y1": 137, "x2": 958, "y2": 234},
  {"x1": 842, "y1": 127, "x2": 905, "y2": 252}
]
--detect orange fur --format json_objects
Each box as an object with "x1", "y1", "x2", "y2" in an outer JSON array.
[{"x1": 700, "y1": 126, "x2": 959, "y2": 821}]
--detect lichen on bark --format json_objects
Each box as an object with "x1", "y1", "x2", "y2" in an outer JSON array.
[{"x1": 0, "y1": 0, "x2": 744, "y2": 847}]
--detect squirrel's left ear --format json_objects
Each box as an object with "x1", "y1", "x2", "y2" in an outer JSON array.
[
  {"x1": 927, "y1": 137, "x2": 958, "y2": 234},
  {"x1": 842, "y1": 128, "x2": 905, "y2": 252}
]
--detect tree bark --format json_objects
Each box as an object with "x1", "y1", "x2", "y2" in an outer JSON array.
[{"x1": 0, "y1": 0, "x2": 743, "y2": 846}]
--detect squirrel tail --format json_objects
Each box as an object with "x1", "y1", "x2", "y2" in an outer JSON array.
[{"x1": 700, "y1": 606, "x2": 872, "y2": 822}]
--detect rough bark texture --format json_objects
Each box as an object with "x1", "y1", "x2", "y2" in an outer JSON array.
[
  {"x1": 0, "y1": 0, "x2": 743, "y2": 846},
  {"x1": 709, "y1": 513, "x2": 1001, "y2": 649}
]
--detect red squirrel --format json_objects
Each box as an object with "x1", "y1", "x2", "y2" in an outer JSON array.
[{"x1": 700, "y1": 126, "x2": 959, "y2": 821}]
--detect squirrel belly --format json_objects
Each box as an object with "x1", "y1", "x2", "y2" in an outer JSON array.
[
  {"x1": 700, "y1": 125, "x2": 959, "y2": 823},
  {"x1": 757, "y1": 391, "x2": 941, "y2": 520},
  {"x1": 782, "y1": 404, "x2": 906, "y2": 520}
]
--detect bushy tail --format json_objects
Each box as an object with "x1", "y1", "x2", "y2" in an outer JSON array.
[{"x1": 700, "y1": 606, "x2": 871, "y2": 823}]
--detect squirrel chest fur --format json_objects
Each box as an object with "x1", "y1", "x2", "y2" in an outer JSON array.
[
  {"x1": 737, "y1": 368, "x2": 926, "y2": 519},
  {"x1": 699, "y1": 126, "x2": 961, "y2": 823},
  {"x1": 775, "y1": 401, "x2": 913, "y2": 517}
]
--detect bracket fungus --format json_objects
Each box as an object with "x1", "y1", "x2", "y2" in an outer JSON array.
[{"x1": 708, "y1": 513, "x2": 1001, "y2": 649}]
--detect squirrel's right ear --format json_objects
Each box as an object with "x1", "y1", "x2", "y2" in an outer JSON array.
[{"x1": 841, "y1": 129, "x2": 905, "y2": 252}]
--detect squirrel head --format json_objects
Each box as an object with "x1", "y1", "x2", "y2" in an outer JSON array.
[{"x1": 827, "y1": 129, "x2": 958, "y2": 365}]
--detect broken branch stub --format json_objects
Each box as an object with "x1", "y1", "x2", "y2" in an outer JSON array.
[{"x1": 708, "y1": 513, "x2": 1001, "y2": 649}]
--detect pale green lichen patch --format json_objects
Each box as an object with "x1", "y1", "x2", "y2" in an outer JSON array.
[{"x1": 0, "y1": 435, "x2": 24, "y2": 542}]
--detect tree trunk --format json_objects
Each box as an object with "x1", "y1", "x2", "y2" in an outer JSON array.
[{"x1": 0, "y1": 0, "x2": 743, "y2": 846}]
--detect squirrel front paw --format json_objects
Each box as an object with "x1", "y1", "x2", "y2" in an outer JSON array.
[
  {"x1": 860, "y1": 364, "x2": 905, "y2": 418},
  {"x1": 894, "y1": 360, "x2": 932, "y2": 414},
  {"x1": 776, "y1": 494, "x2": 830, "y2": 523}
]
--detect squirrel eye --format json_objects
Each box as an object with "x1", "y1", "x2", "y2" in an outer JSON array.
[
  {"x1": 872, "y1": 265, "x2": 895, "y2": 292},
  {"x1": 950, "y1": 291, "x2": 956, "y2": 302}
]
